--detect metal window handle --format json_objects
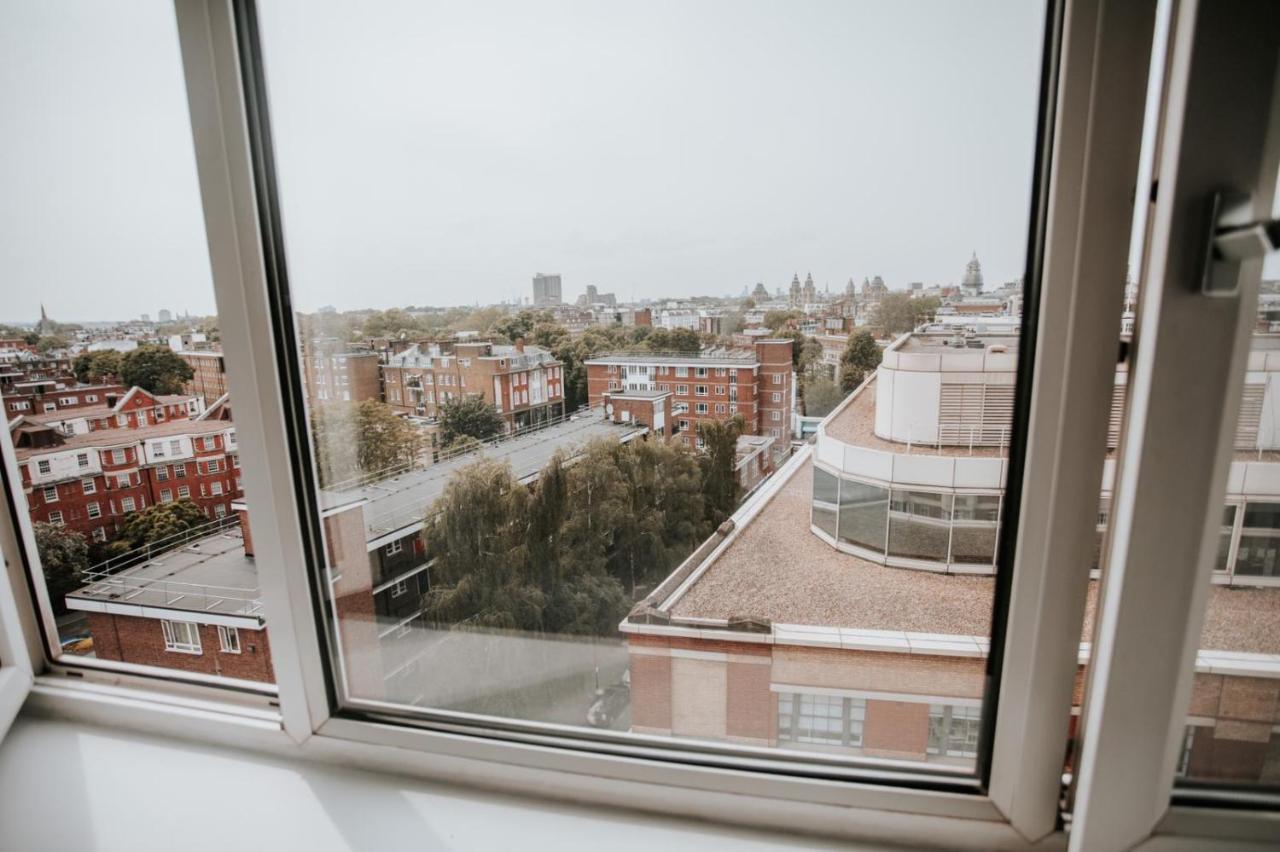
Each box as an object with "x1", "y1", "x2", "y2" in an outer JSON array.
[{"x1": 1202, "y1": 190, "x2": 1280, "y2": 296}]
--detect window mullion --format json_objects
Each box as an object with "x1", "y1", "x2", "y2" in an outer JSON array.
[{"x1": 172, "y1": 0, "x2": 333, "y2": 741}]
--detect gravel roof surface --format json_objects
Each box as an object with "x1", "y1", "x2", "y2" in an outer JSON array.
[{"x1": 671, "y1": 455, "x2": 1280, "y2": 655}]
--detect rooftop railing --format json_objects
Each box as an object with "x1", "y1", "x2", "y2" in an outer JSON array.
[{"x1": 86, "y1": 513, "x2": 241, "y2": 576}]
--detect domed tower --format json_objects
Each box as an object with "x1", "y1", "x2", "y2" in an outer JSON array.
[{"x1": 962, "y1": 252, "x2": 984, "y2": 296}]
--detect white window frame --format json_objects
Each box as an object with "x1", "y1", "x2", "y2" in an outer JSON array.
[
  {"x1": 217, "y1": 625, "x2": 241, "y2": 654},
  {"x1": 86, "y1": 502, "x2": 101, "y2": 520},
  {"x1": 161, "y1": 619, "x2": 202, "y2": 654},
  {"x1": 42, "y1": 486, "x2": 58, "y2": 503},
  {"x1": 0, "y1": 4, "x2": 1270, "y2": 851},
  {"x1": 81, "y1": 478, "x2": 96, "y2": 495}
]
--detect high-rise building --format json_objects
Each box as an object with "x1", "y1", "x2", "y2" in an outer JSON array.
[
  {"x1": 532, "y1": 273, "x2": 563, "y2": 307},
  {"x1": 158, "y1": 309, "x2": 173, "y2": 323}
]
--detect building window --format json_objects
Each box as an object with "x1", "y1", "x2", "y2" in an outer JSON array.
[
  {"x1": 111, "y1": 448, "x2": 126, "y2": 465},
  {"x1": 170, "y1": 439, "x2": 182, "y2": 455},
  {"x1": 391, "y1": 579, "x2": 409, "y2": 598},
  {"x1": 177, "y1": 485, "x2": 190, "y2": 499},
  {"x1": 202, "y1": 437, "x2": 216, "y2": 450},
  {"x1": 211, "y1": 482, "x2": 224, "y2": 496},
  {"x1": 160, "y1": 490, "x2": 173, "y2": 503},
  {"x1": 161, "y1": 620, "x2": 202, "y2": 654},
  {"x1": 117, "y1": 474, "x2": 130, "y2": 489},
  {"x1": 716, "y1": 404, "x2": 726, "y2": 413},
  {"x1": 695, "y1": 403, "x2": 709, "y2": 414},
  {"x1": 771, "y1": 410, "x2": 781, "y2": 421},
  {"x1": 772, "y1": 373, "x2": 783, "y2": 384},
  {"x1": 695, "y1": 385, "x2": 708, "y2": 396},
  {"x1": 175, "y1": 465, "x2": 187, "y2": 478},
  {"x1": 386, "y1": 539, "x2": 403, "y2": 556},
  {"x1": 217, "y1": 625, "x2": 241, "y2": 653},
  {"x1": 777, "y1": 693, "x2": 866, "y2": 748},
  {"x1": 47, "y1": 510, "x2": 63, "y2": 526},
  {"x1": 76, "y1": 453, "x2": 89, "y2": 468},
  {"x1": 36, "y1": 460, "x2": 51, "y2": 475},
  {"x1": 772, "y1": 392, "x2": 781, "y2": 403},
  {"x1": 695, "y1": 367, "x2": 707, "y2": 378},
  {"x1": 153, "y1": 442, "x2": 166, "y2": 458},
  {"x1": 715, "y1": 385, "x2": 725, "y2": 395},
  {"x1": 91, "y1": 528, "x2": 106, "y2": 543},
  {"x1": 81, "y1": 478, "x2": 96, "y2": 495},
  {"x1": 157, "y1": 466, "x2": 169, "y2": 482},
  {"x1": 86, "y1": 502, "x2": 101, "y2": 519},
  {"x1": 927, "y1": 704, "x2": 982, "y2": 759},
  {"x1": 676, "y1": 385, "x2": 688, "y2": 395},
  {"x1": 42, "y1": 486, "x2": 58, "y2": 502}
]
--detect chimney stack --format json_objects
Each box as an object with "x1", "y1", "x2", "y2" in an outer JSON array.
[{"x1": 515, "y1": 337, "x2": 525, "y2": 353}]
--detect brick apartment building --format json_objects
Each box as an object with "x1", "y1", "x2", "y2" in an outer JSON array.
[
  {"x1": 381, "y1": 339, "x2": 565, "y2": 431},
  {"x1": 618, "y1": 330, "x2": 1280, "y2": 783},
  {"x1": 10, "y1": 387, "x2": 241, "y2": 543},
  {"x1": 178, "y1": 349, "x2": 230, "y2": 406},
  {"x1": 585, "y1": 339, "x2": 793, "y2": 445},
  {"x1": 3, "y1": 380, "x2": 126, "y2": 419},
  {"x1": 302, "y1": 350, "x2": 381, "y2": 405}
]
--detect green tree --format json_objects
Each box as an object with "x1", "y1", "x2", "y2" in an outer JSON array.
[
  {"x1": 489, "y1": 310, "x2": 554, "y2": 344},
  {"x1": 764, "y1": 309, "x2": 800, "y2": 330},
  {"x1": 698, "y1": 415, "x2": 745, "y2": 528},
  {"x1": 876, "y1": 293, "x2": 940, "y2": 335},
  {"x1": 36, "y1": 334, "x2": 69, "y2": 354},
  {"x1": 119, "y1": 345, "x2": 195, "y2": 394},
  {"x1": 120, "y1": 499, "x2": 209, "y2": 548},
  {"x1": 840, "y1": 331, "x2": 883, "y2": 393},
  {"x1": 423, "y1": 459, "x2": 544, "y2": 630},
  {"x1": 439, "y1": 396, "x2": 505, "y2": 445},
  {"x1": 803, "y1": 377, "x2": 844, "y2": 418},
  {"x1": 33, "y1": 522, "x2": 89, "y2": 614},
  {"x1": 311, "y1": 400, "x2": 428, "y2": 486},
  {"x1": 73, "y1": 350, "x2": 123, "y2": 383}
]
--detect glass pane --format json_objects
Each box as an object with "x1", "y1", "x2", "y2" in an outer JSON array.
[
  {"x1": 260, "y1": 0, "x2": 1047, "y2": 772},
  {"x1": 888, "y1": 490, "x2": 954, "y2": 562},
  {"x1": 837, "y1": 477, "x2": 889, "y2": 554},
  {"x1": 1, "y1": 3, "x2": 271, "y2": 684}
]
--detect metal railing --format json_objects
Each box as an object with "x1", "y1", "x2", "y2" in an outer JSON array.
[
  {"x1": 76, "y1": 568, "x2": 262, "y2": 617},
  {"x1": 86, "y1": 513, "x2": 241, "y2": 576}
]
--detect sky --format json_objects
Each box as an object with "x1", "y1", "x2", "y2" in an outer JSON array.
[{"x1": 2, "y1": 0, "x2": 1055, "y2": 321}]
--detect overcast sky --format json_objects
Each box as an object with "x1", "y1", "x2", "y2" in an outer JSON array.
[{"x1": 3, "y1": 0, "x2": 1054, "y2": 321}]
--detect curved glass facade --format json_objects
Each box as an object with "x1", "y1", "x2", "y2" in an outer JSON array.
[{"x1": 810, "y1": 464, "x2": 1000, "y2": 572}]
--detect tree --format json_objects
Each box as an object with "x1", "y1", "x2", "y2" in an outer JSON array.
[
  {"x1": 311, "y1": 400, "x2": 428, "y2": 486},
  {"x1": 698, "y1": 415, "x2": 745, "y2": 528},
  {"x1": 489, "y1": 310, "x2": 554, "y2": 344},
  {"x1": 803, "y1": 377, "x2": 844, "y2": 418},
  {"x1": 876, "y1": 293, "x2": 940, "y2": 335},
  {"x1": 33, "y1": 522, "x2": 89, "y2": 614},
  {"x1": 764, "y1": 309, "x2": 800, "y2": 330},
  {"x1": 741, "y1": 297, "x2": 757, "y2": 310},
  {"x1": 73, "y1": 350, "x2": 123, "y2": 383},
  {"x1": 439, "y1": 396, "x2": 505, "y2": 446},
  {"x1": 840, "y1": 331, "x2": 883, "y2": 393},
  {"x1": 36, "y1": 334, "x2": 68, "y2": 354},
  {"x1": 120, "y1": 499, "x2": 209, "y2": 548},
  {"x1": 119, "y1": 345, "x2": 194, "y2": 394}
]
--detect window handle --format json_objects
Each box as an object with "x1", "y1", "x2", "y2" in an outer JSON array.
[{"x1": 1203, "y1": 190, "x2": 1280, "y2": 295}]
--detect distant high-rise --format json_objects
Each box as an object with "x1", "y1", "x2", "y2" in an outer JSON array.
[
  {"x1": 158, "y1": 309, "x2": 173, "y2": 323},
  {"x1": 532, "y1": 273, "x2": 563, "y2": 307}
]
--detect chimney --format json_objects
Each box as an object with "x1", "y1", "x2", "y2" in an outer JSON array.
[
  {"x1": 236, "y1": 506, "x2": 254, "y2": 557},
  {"x1": 515, "y1": 337, "x2": 525, "y2": 353}
]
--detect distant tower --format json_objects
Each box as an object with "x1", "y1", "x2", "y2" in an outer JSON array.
[
  {"x1": 788, "y1": 274, "x2": 802, "y2": 307},
  {"x1": 845, "y1": 278, "x2": 856, "y2": 298},
  {"x1": 532, "y1": 273, "x2": 563, "y2": 307},
  {"x1": 36, "y1": 303, "x2": 57, "y2": 336},
  {"x1": 962, "y1": 252, "x2": 985, "y2": 296},
  {"x1": 802, "y1": 272, "x2": 817, "y2": 304}
]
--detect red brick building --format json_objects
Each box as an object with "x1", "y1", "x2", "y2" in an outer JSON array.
[
  {"x1": 3, "y1": 380, "x2": 126, "y2": 419},
  {"x1": 10, "y1": 388, "x2": 241, "y2": 543},
  {"x1": 178, "y1": 349, "x2": 230, "y2": 406},
  {"x1": 381, "y1": 339, "x2": 565, "y2": 431},
  {"x1": 302, "y1": 350, "x2": 382, "y2": 405},
  {"x1": 585, "y1": 339, "x2": 793, "y2": 445}
]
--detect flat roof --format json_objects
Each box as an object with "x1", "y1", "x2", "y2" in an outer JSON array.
[
  {"x1": 822, "y1": 376, "x2": 1008, "y2": 459},
  {"x1": 896, "y1": 333, "x2": 1021, "y2": 354},
  {"x1": 14, "y1": 418, "x2": 231, "y2": 460},
  {"x1": 606, "y1": 389, "x2": 670, "y2": 399},
  {"x1": 660, "y1": 454, "x2": 1280, "y2": 656},
  {"x1": 331, "y1": 408, "x2": 648, "y2": 540},
  {"x1": 586, "y1": 352, "x2": 759, "y2": 367},
  {"x1": 66, "y1": 528, "x2": 261, "y2": 619}
]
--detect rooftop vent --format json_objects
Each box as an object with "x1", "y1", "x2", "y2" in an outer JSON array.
[{"x1": 986, "y1": 344, "x2": 1008, "y2": 354}]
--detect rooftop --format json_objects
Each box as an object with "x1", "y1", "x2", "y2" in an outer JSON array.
[
  {"x1": 822, "y1": 376, "x2": 1009, "y2": 458},
  {"x1": 659, "y1": 454, "x2": 1280, "y2": 656},
  {"x1": 65, "y1": 527, "x2": 262, "y2": 620},
  {"x1": 604, "y1": 389, "x2": 671, "y2": 399},
  {"x1": 329, "y1": 407, "x2": 649, "y2": 540},
  {"x1": 14, "y1": 417, "x2": 232, "y2": 460},
  {"x1": 895, "y1": 333, "x2": 1020, "y2": 355},
  {"x1": 585, "y1": 348, "x2": 762, "y2": 367}
]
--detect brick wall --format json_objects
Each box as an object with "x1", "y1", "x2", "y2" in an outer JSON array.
[{"x1": 86, "y1": 612, "x2": 273, "y2": 682}]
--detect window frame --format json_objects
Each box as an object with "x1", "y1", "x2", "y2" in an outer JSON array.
[
  {"x1": 161, "y1": 619, "x2": 203, "y2": 654},
  {"x1": 0, "y1": 0, "x2": 1269, "y2": 848}
]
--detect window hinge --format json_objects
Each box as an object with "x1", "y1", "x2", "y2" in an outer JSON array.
[{"x1": 1202, "y1": 189, "x2": 1280, "y2": 296}]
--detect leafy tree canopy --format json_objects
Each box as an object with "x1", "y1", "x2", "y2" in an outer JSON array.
[
  {"x1": 119, "y1": 345, "x2": 194, "y2": 395},
  {"x1": 33, "y1": 522, "x2": 89, "y2": 614},
  {"x1": 73, "y1": 350, "x2": 123, "y2": 384},
  {"x1": 803, "y1": 377, "x2": 845, "y2": 418},
  {"x1": 439, "y1": 396, "x2": 505, "y2": 446},
  {"x1": 311, "y1": 400, "x2": 428, "y2": 486},
  {"x1": 875, "y1": 293, "x2": 940, "y2": 335},
  {"x1": 120, "y1": 499, "x2": 209, "y2": 549},
  {"x1": 840, "y1": 331, "x2": 883, "y2": 393},
  {"x1": 698, "y1": 415, "x2": 745, "y2": 528}
]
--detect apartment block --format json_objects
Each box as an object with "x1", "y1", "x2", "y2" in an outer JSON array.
[
  {"x1": 585, "y1": 339, "x2": 793, "y2": 445},
  {"x1": 10, "y1": 388, "x2": 241, "y2": 542},
  {"x1": 3, "y1": 380, "x2": 126, "y2": 419},
  {"x1": 302, "y1": 350, "x2": 382, "y2": 405},
  {"x1": 381, "y1": 339, "x2": 564, "y2": 431},
  {"x1": 178, "y1": 349, "x2": 230, "y2": 405}
]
